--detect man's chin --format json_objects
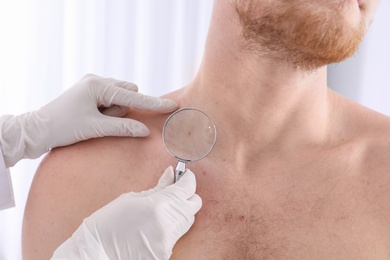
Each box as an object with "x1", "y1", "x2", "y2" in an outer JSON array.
[{"x1": 234, "y1": 0, "x2": 369, "y2": 70}]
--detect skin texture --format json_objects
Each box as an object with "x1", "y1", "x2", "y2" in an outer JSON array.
[{"x1": 22, "y1": 0, "x2": 390, "y2": 259}]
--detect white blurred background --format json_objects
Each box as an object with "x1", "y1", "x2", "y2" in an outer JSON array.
[{"x1": 0, "y1": 1, "x2": 388, "y2": 259}]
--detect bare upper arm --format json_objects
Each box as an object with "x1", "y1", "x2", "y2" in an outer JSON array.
[{"x1": 22, "y1": 136, "x2": 162, "y2": 259}]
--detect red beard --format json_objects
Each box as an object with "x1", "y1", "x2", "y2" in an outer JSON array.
[{"x1": 234, "y1": 0, "x2": 368, "y2": 70}]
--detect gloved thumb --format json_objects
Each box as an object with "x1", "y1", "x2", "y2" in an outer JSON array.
[
  {"x1": 94, "y1": 117, "x2": 150, "y2": 137},
  {"x1": 162, "y1": 169, "x2": 197, "y2": 200},
  {"x1": 155, "y1": 166, "x2": 175, "y2": 189}
]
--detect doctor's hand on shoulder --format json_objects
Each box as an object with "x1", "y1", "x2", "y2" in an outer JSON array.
[
  {"x1": 52, "y1": 166, "x2": 202, "y2": 260},
  {"x1": 0, "y1": 74, "x2": 178, "y2": 168},
  {"x1": 0, "y1": 74, "x2": 201, "y2": 258}
]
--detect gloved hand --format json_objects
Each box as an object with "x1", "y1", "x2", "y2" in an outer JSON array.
[
  {"x1": 51, "y1": 166, "x2": 202, "y2": 260},
  {"x1": 0, "y1": 74, "x2": 178, "y2": 167}
]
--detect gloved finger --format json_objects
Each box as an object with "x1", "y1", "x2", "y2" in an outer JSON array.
[
  {"x1": 84, "y1": 74, "x2": 138, "y2": 92},
  {"x1": 113, "y1": 82, "x2": 138, "y2": 92},
  {"x1": 134, "y1": 166, "x2": 175, "y2": 197},
  {"x1": 187, "y1": 194, "x2": 203, "y2": 213},
  {"x1": 179, "y1": 215, "x2": 196, "y2": 236},
  {"x1": 101, "y1": 105, "x2": 130, "y2": 117},
  {"x1": 99, "y1": 83, "x2": 137, "y2": 117},
  {"x1": 100, "y1": 85, "x2": 178, "y2": 113},
  {"x1": 90, "y1": 117, "x2": 150, "y2": 137},
  {"x1": 162, "y1": 169, "x2": 197, "y2": 200},
  {"x1": 124, "y1": 92, "x2": 178, "y2": 113},
  {"x1": 175, "y1": 194, "x2": 202, "y2": 222}
]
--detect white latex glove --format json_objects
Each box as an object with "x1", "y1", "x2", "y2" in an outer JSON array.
[
  {"x1": 52, "y1": 166, "x2": 202, "y2": 260},
  {"x1": 0, "y1": 74, "x2": 178, "y2": 167}
]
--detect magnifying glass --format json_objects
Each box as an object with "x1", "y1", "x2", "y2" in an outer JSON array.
[{"x1": 162, "y1": 107, "x2": 217, "y2": 182}]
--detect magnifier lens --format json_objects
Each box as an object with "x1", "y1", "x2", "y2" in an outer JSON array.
[
  {"x1": 162, "y1": 107, "x2": 217, "y2": 181},
  {"x1": 163, "y1": 108, "x2": 216, "y2": 162}
]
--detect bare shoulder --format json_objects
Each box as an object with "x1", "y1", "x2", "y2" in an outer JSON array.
[
  {"x1": 22, "y1": 110, "x2": 173, "y2": 259},
  {"x1": 343, "y1": 94, "x2": 390, "y2": 152},
  {"x1": 343, "y1": 92, "x2": 390, "y2": 141},
  {"x1": 335, "y1": 92, "x2": 390, "y2": 187}
]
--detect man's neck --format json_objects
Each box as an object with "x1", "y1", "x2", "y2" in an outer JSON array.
[
  {"x1": 182, "y1": 66, "x2": 332, "y2": 158},
  {"x1": 174, "y1": 1, "x2": 337, "y2": 167}
]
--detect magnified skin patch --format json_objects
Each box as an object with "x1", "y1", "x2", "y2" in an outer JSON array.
[{"x1": 163, "y1": 108, "x2": 217, "y2": 162}]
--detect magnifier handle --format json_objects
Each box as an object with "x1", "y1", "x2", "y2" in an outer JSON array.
[{"x1": 174, "y1": 161, "x2": 186, "y2": 182}]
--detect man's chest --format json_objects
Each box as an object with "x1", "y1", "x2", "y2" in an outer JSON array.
[{"x1": 170, "y1": 162, "x2": 390, "y2": 259}]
